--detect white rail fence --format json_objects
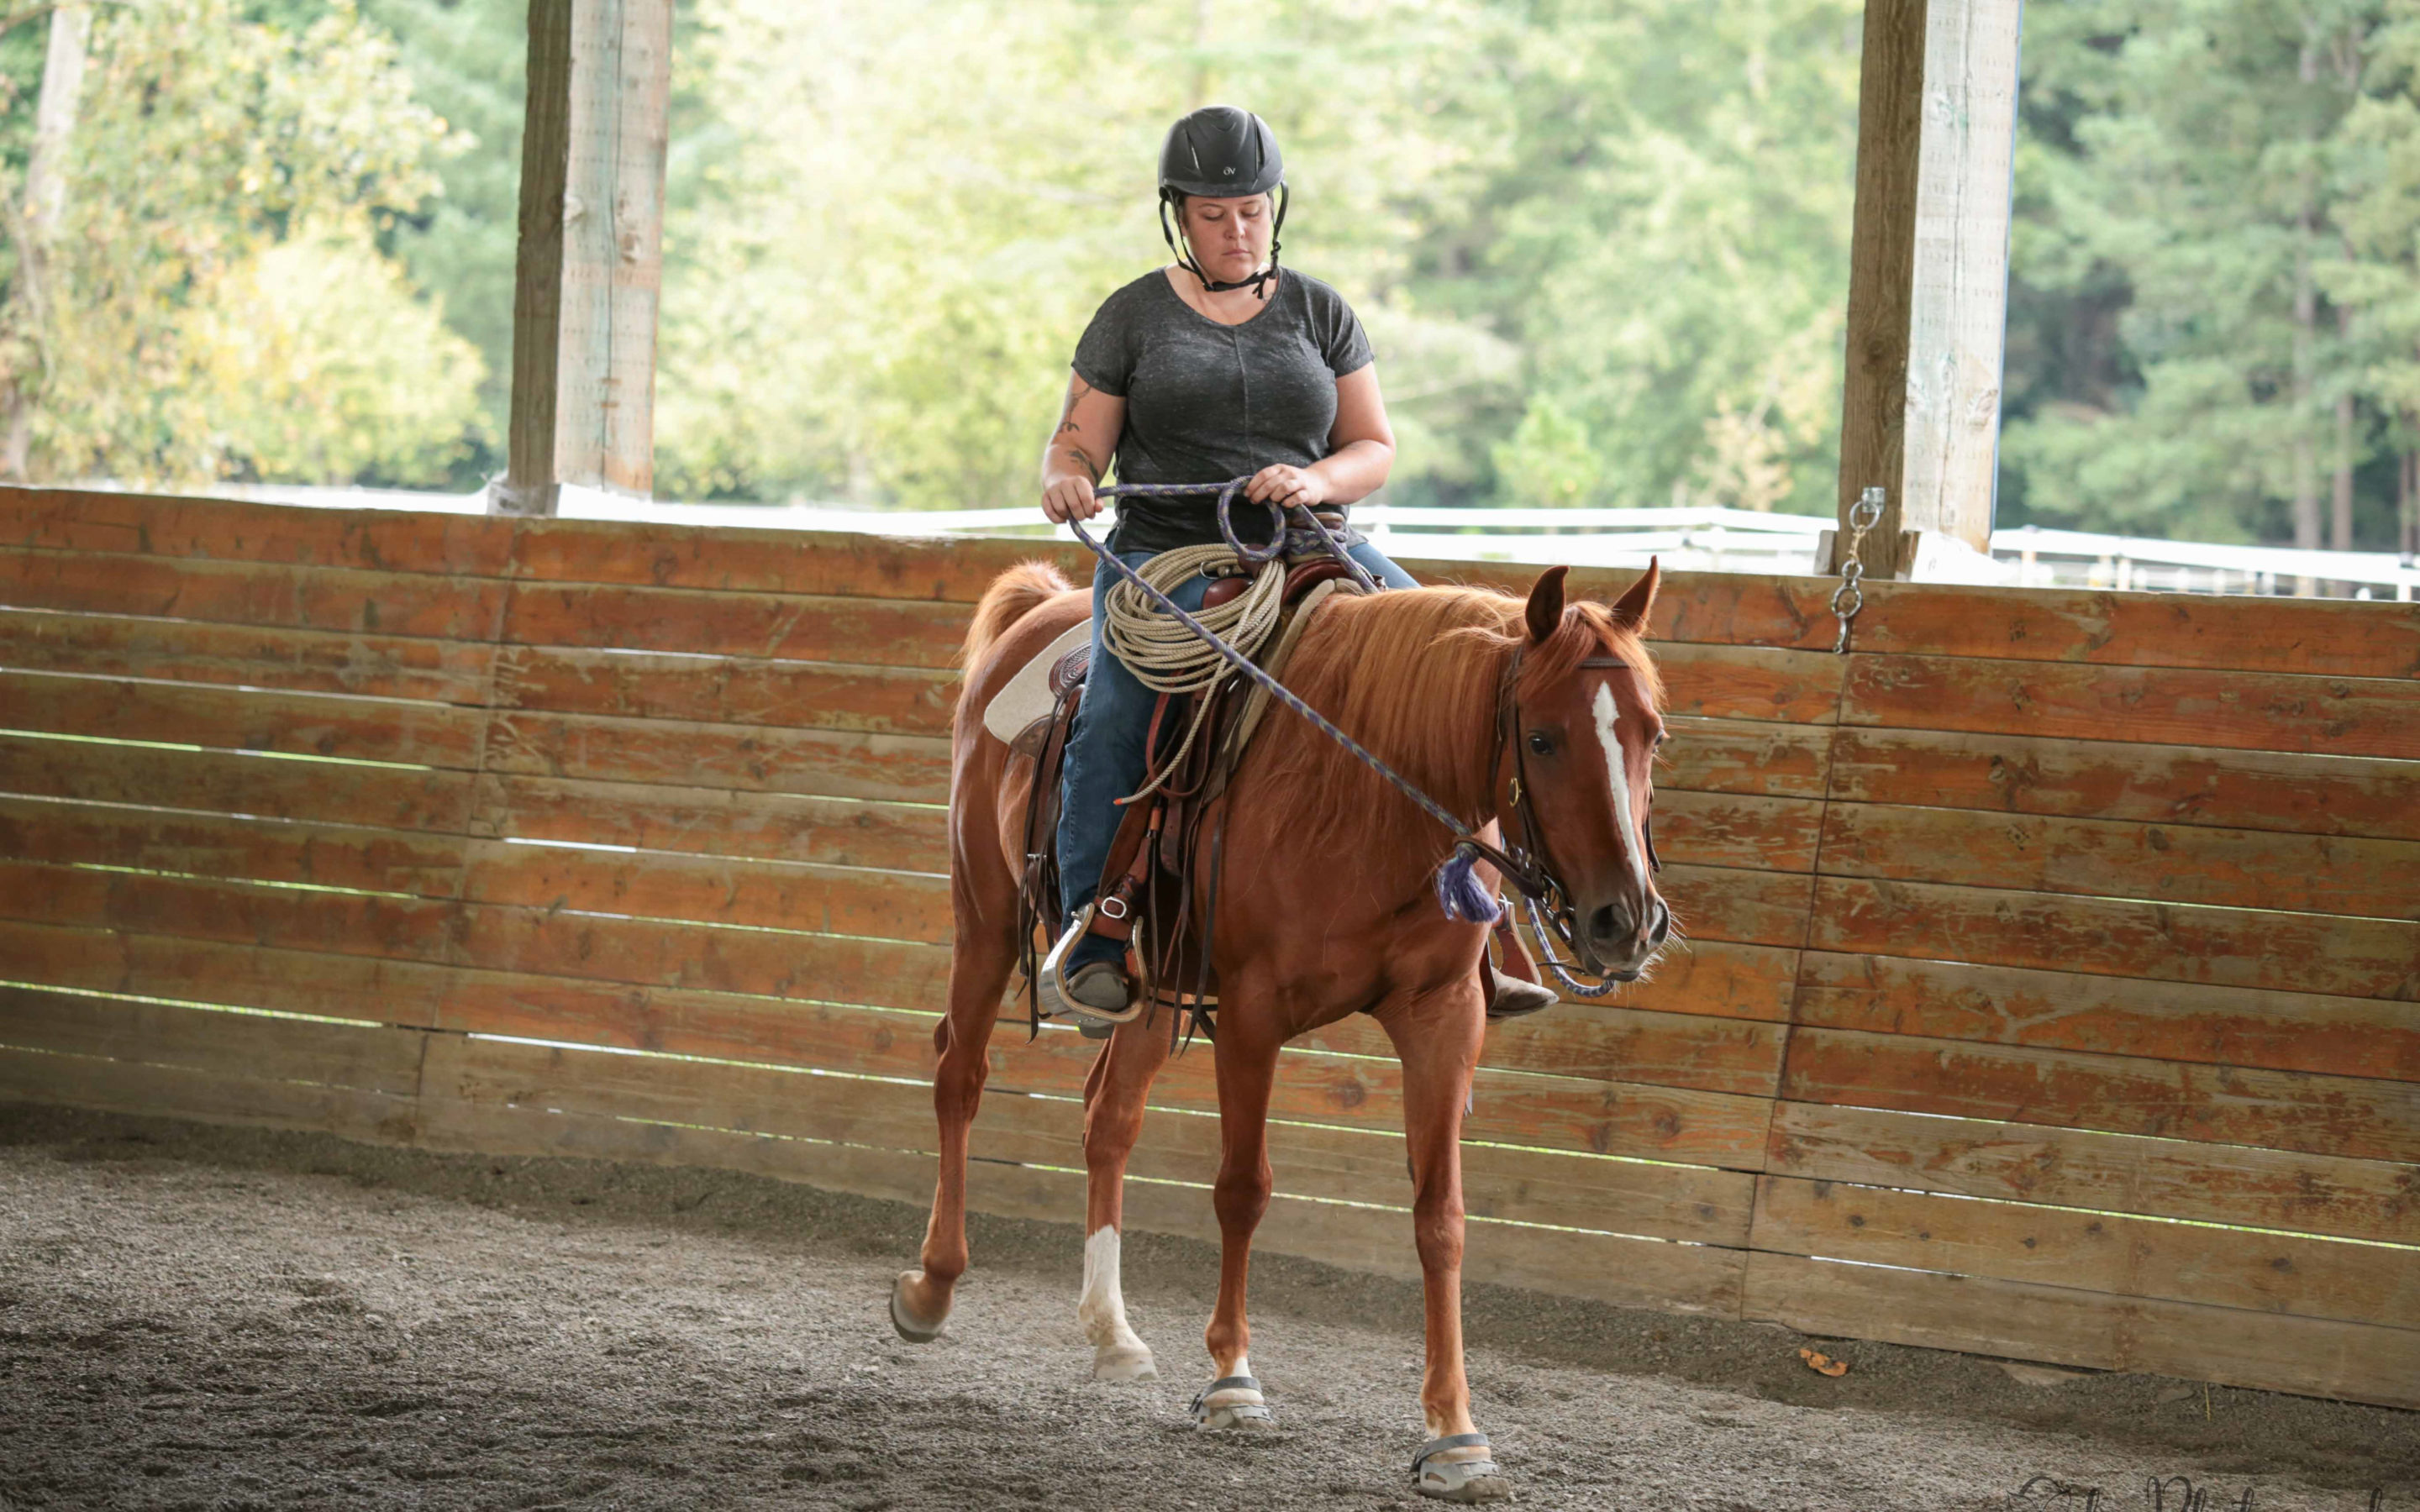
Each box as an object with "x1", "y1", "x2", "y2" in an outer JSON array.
[{"x1": 108, "y1": 481, "x2": 2420, "y2": 599}]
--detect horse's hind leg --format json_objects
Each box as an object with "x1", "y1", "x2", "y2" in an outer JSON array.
[
  {"x1": 891, "y1": 913, "x2": 1017, "y2": 1341},
  {"x1": 1076, "y1": 1013, "x2": 1171, "y2": 1380}
]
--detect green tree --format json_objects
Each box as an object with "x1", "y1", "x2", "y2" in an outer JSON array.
[
  {"x1": 0, "y1": 0, "x2": 487, "y2": 487},
  {"x1": 653, "y1": 0, "x2": 1499, "y2": 509},
  {"x1": 1401, "y1": 0, "x2": 1864, "y2": 512},
  {"x1": 2002, "y1": 0, "x2": 2398, "y2": 548}
]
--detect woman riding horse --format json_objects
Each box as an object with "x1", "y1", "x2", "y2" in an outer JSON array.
[{"x1": 1037, "y1": 104, "x2": 1556, "y2": 1026}]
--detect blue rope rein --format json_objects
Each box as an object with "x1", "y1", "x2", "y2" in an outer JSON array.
[{"x1": 1071, "y1": 478, "x2": 1514, "y2": 925}]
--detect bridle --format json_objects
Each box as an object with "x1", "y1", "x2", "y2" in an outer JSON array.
[{"x1": 1489, "y1": 644, "x2": 1665, "y2": 999}]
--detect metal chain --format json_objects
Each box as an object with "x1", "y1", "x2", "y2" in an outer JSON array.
[{"x1": 1830, "y1": 486, "x2": 1886, "y2": 654}]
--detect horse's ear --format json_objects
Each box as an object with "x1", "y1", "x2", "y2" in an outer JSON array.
[
  {"x1": 1524, "y1": 564, "x2": 1569, "y2": 644},
  {"x1": 1609, "y1": 557, "x2": 1660, "y2": 635}
]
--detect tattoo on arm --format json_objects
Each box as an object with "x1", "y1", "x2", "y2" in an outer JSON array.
[{"x1": 1049, "y1": 375, "x2": 1103, "y2": 482}]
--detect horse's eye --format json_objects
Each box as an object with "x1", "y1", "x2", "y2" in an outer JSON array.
[{"x1": 1525, "y1": 731, "x2": 1553, "y2": 757}]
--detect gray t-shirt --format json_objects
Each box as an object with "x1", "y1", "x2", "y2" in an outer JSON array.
[{"x1": 1071, "y1": 268, "x2": 1374, "y2": 554}]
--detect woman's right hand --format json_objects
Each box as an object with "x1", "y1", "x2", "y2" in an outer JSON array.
[{"x1": 1042, "y1": 474, "x2": 1101, "y2": 523}]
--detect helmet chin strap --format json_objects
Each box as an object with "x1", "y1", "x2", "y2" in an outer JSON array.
[{"x1": 1159, "y1": 184, "x2": 1288, "y2": 297}]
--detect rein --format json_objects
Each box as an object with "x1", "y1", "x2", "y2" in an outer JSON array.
[{"x1": 1067, "y1": 480, "x2": 1641, "y2": 974}]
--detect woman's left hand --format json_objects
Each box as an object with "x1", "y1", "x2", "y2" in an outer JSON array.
[{"x1": 1246, "y1": 463, "x2": 1328, "y2": 511}]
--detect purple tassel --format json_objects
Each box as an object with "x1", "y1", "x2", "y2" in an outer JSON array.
[{"x1": 1434, "y1": 843, "x2": 1502, "y2": 925}]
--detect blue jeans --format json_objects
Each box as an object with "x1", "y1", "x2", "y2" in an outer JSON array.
[{"x1": 1056, "y1": 540, "x2": 1418, "y2": 936}]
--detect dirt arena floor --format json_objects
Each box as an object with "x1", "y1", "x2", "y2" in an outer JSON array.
[{"x1": 0, "y1": 1102, "x2": 2411, "y2": 1512}]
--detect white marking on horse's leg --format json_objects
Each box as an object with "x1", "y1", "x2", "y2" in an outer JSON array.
[
  {"x1": 1078, "y1": 1226, "x2": 1155, "y2": 1380},
  {"x1": 1592, "y1": 681, "x2": 1646, "y2": 887}
]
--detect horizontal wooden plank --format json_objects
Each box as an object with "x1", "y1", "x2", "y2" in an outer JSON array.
[
  {"x1": 508, "y1": 520, "x2": 1089, "y2": 602},
  {"x1": 1751, "y1": 1173, "x2": 2418, "y2": 1331},
  {"x1": 1811, "y1": 876, "x2": 2420, "y2": 1001},
  {"x1": 0, "y1": 860, "x2": 459, "y2": 964},
  {"x1": 0, "y1": 669, "x2": 487, "y2": 767},
  {"x1": 466, "y1": 774, "x2": 946, "y2": 872},
  {"x1": 417, "y1": 1038, "x2": 1748, "y2": 1316},
  {"x1": 1741, "y1": 1248, "x2": 2420, "y2": 1409},
  {"x1": 1767, "y1": 1101, "x2": 2420, "y2": 1247},
  {"x1": 1847, "y1": 653, "x2": 2420, "y2": 759},
  {"x1": 1657, "y1": 864, "x2": 1813, "y2": 948},
  {"x1": 481, "y1": 710, "x2": 952, "y2": 804},
  {"x1": 458, "y1": 841, "x2": 950, "y2": 943},
  {"x1": 0, "y1": 987, "x2": 426, "y2": 1096},
  {"x1": 425, "y1": 1030, "x2": 1753, "y2": 1247},
  {"x1": 0, "y1": 919, "x2": 451, "y2": 1026},
  {"x1": 491, "y1": 644, "x2": 961, "y2": 735},
  {"x1": 1818, "y1": 801, "x2": 2420, "y2": 921},
  {"x1": 1827, "y1": 727, "x2": 2420, "y2": 841},
  {"x1": 0, "y1": 798, "x2": 466, "y2": 898},
  {"x1": 423, "y1": 1023, "x2": 1747, "y2": 1239},
  {"x1": 0, "y1": 1045, "x2": 422, "y2": 1145},
  {"x1": 1654, "y1": 791, "x2": 1823, "y2": 872},
  {"x1": 1304, "y1": 998, "x2": 1787, "y2": 1100},
  {"x1": 0, "y1": 734, "x2": 476, "y2": 832},
  {"x1": 470, "y1": 774, "x2": 1796, "y2": 884},
  {"x1": 1854, "y1": 580, "x2": 2420, "y2": 680},
  {"x1": 1792, "y1": 952, "x2": 2420, "y2": 1083},
  {"x1": 1406, "y1": 563, "x2": 1838, "y2": 650},
  {"x1": 1655, "y1": 643, "x2": 1843, "y2": 725},
  {"x1": 501, "y1": 582, "x2": 973, "y2": 669},
  {"x1": 0, "y1": 486, "x2": 515, "y2": 575},
  {"x1": 1532, "y1": 938, "x2": 1801, "y2": 1025},
  {"x1": 0, "y1": 545, "x2": 509, "y2": 638},
  {"x1": 1780, "y1": 1026, "x2": 2420, "y2": 1164},
  {"x1": 1660, "y1": 717, "x2": 1834, "y2": 800},
  {"x1": 422, "y1": 942, "x2": 1773, "y2": 1166},
  {"x1": 0, "y1": 607, "x2": 496, "y2": 703}
]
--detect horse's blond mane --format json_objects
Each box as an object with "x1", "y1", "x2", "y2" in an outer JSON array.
[{"x1": 1252, "y1": 584, "x2": 1663, "y2": 856}]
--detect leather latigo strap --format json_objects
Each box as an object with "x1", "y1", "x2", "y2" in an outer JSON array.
[{"x1": 1085, "y1": 801, "x2": 1160, "y2": 946}]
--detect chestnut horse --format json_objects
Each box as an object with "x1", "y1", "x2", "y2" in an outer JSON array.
[{"x1": 889, "y1": 560, "x2": 1669, "y2": 1502}]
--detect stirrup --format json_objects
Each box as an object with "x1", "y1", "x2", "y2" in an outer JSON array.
[{"x1": 1038, "y1": 908, "x2": 1141, "y2": 1029}]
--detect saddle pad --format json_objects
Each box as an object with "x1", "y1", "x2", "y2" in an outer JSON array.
[{"x1": 981, "y1": 620, "x2": 1092, "y2": 745}]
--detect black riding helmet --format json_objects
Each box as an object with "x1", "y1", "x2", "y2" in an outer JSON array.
[{"x1": 1158, "y1": 106, "x2": 1288, "y2": 297}]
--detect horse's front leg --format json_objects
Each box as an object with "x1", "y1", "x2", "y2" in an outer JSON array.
[
  {"x1": 1384, "y1": 984, "x2": 1511, "y2": 1504},
  {"x1": 1077, "y1": 1013, "x2": 1171, "y2": 1380},
  {"x1": 1195, "y1": 1016, "x2": 1282, "y2": 1431}
]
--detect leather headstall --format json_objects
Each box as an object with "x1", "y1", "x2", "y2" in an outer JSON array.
[{"x1": 1487, "y1": 645, "x2": 1660, "y2": 959}]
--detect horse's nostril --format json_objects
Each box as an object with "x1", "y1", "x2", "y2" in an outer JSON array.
[
  {"x1": 1587, "y1": 904, "x2": 1625, "y2": 949},
  {"x1": 1647, "y1": 900, "x2": 1671, "y2": 948}
]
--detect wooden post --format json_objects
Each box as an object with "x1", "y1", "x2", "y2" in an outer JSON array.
[
  {"x1": 1834, "y1": 0, "x2": 2023, "y2": 580},
  {"x1": 490, "y1": 0, "x2": 675, "y2": 517}
]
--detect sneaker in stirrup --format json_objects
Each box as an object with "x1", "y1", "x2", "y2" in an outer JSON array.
[{"x1": 1038, "y1": 907, "x2": 1141, "y2": 1028}]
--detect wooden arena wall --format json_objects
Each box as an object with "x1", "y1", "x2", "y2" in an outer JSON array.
[{"x1": 0, "y1": 485, "x2": 2412, "y2": 1409}]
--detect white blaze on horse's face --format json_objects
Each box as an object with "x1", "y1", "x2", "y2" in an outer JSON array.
[{"x1": 1591, "y1": 679, "x2": 1648, "y2": 889}]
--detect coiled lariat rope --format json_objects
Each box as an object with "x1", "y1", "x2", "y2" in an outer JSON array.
[
  {"x1": 1074, "y1": 479, "x2": 1533, "y2": 926},
  {"x1": 1103, "y1": 542, "x2": 1287, "y2": 803}
]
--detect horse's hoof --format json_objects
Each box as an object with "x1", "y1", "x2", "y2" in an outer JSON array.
[
  {"x1": 1091, "y1": 1341, "x2": 1157, "y2": 1382},
  {"x1": 1189, "y1": 1373, "x2": 1274, "y2": 1431},
  {"x1": 889, "y1": 1270, "x2": 945, "y2": 1343},
  {"x1": 1413, "y1": 1435, "x2": 1509, "y2": 1503}
]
